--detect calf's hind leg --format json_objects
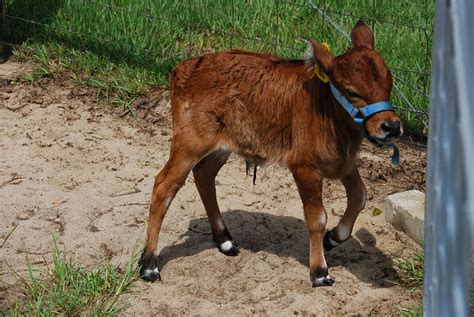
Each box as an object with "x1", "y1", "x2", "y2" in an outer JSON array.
[
  {"x1": 192, "y1": 150, "x2": 239, "y2": 256},
  {"x1": 324, "y1": 166, "x2": 366, "y2": 251},
  {"x1": 140, "y1": 150, "x2": 202, "y2": 282}
]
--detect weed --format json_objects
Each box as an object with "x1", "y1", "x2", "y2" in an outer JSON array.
[
  {"x1": 395, "y1": 252, "x2": 424, "y2": 317},
  {"x1": 14, "y1": 43, "x2": 160, "y2": 111},
  {"x1": 395, "y1": 252, "x2": 424, "y2": 289},
  {"x1": 2, "y1": 238, "x2": 140, "y2": 316},
  {"x1": 0, "y1": 224, "x2": 17, "y2": 248},
  {"x1": 401, "y1": 306, "x2": 422, "y2": 317}
]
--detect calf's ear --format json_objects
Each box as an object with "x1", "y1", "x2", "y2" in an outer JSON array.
[
  {"x1": 351, "y1": 19, "x2": 374, "y2": 49},
  {"x1": 306, "y1": 38, "x2": 334, "y2": 74}
]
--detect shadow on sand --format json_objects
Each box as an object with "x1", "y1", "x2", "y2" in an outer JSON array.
[{"x1": 157, "y1": 209, "x2": 399, "y2": 288}]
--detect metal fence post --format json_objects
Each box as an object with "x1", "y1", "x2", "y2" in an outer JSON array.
[{"x1": 424, "y1": 0, "x2": 474, "y2": 316}]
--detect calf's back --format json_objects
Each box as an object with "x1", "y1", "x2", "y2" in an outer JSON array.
[{"x1": 168, "y1": 49, "x2": 361, "y2": 178}]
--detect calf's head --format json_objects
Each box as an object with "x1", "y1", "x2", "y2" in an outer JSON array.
[{"x1": 308, "y1": 20, "x2": 402, "y2": 144}]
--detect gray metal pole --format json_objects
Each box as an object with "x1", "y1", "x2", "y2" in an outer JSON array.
[{"x1": 424, "y1": 0, "x2": 474, "y2": 316}]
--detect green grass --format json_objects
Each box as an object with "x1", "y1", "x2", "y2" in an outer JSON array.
[
  {"x1": 395, "y1": 252, "x2": 424, "y2": 316},
  {"x1": 395, "y1": 252, "x2": 424, "y2": 289},
  {"x1": 1, "y1": 239, "x2": 140, "y2": 316},
  {"x1": 14, "y1": 43, "x2": 160, "y2": 106},
  {"x1": 401, "y1": 307, "x2": 422, "y2": 317},
  {"x1": 3, "y1": 0, "x2": 434, "y2": 134},
  {"x1": 0, "y1": 224, "x2": 17, "y2": 248}
]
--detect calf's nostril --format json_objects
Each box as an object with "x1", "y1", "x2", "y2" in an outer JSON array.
[
  {"x1": 391, "y1": 120, "x2": 401, "y2": 132},
  {"x1": 380, "y1": 120, "x2": 402, "y2": 138},
  {"x1": 381, "y1": 122, "x2": 391, "y2": 132},
  {"x1": 390, "y1": 121, "x2": 402, "y2": 137}
]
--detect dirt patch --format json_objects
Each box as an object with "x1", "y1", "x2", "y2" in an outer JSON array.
[{"x1": 0, "y1": 61, "x2": 424, "y2": 315}]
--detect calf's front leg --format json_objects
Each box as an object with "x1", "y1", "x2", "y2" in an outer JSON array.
[
  {"x1": 291, "y1": 165, "x2": 334, "y2": 287},
  {"x1": 324, "y1": 165, "x2": 366, "y2": 251}
]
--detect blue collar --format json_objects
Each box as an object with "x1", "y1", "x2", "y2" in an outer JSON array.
[
  {"x1": 329, "y1": 82, "x2": 394, "y2": 134},
  {"x1": 329, "y1": 82, "x2": 400, "y2": 165}
]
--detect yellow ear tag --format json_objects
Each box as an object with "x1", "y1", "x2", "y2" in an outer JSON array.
[{"x1": 314, "y1": 42, "x2": 331, "y2": 83}]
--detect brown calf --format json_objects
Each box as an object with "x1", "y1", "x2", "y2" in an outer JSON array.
[{"x1": 139, "y1": 20, "x2": 402, "y2": 287}]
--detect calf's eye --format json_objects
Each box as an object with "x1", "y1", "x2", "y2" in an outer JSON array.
[{"x1": 347, "y1": 89, "x2": 362, "y2": 99}]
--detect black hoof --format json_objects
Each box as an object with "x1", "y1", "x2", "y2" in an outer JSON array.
[
  {"x1": 141, "y1": 267, "x2": 161, "y2": 282},
  {"x1": 323, "y1": 230, "x2": 338, "y2": 252},
  {"x1": 218, "y1": 240, "x2": 240, "y2": 256},
  {"x1": 311, "y1": 267, "x2": 334, "y2": 287},
  {"x1": 312, "y1": 276, "x2": 335, "y2": 287},
  {"x1": 139, "y1": 252, "x2": 161, "y2": 282}
]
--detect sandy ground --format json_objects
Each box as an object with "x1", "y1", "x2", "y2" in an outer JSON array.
[{"x1": 0, "y1": 61, "x2": 425, "y2": 316}]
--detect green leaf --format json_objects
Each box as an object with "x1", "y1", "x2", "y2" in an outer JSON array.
[{"x1": 372, "y1": 207, "x2": 383, "y2": 216}]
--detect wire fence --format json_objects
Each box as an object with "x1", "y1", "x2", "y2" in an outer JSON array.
[{"x1": 1, "y1": 0, "x2": 434, "y2": 136}]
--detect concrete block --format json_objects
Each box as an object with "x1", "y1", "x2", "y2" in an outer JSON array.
[{"x1": 384, "y1": 190, "x2": 425, "y2": 245}]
